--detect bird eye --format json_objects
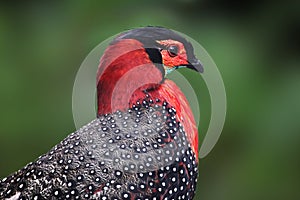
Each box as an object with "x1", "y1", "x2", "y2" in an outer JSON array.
[{"x1": 167, "y1": 45, "x2": 178, "y2": 57}]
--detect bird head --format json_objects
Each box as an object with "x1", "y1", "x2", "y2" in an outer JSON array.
[
  {"x1": 97, "y1": 27, "x2": 203, "y2": 115},
  {"x1": 109, "y1": 26, "x2": 203, "y2": 75}
]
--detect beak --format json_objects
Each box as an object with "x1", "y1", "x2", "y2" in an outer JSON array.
[{"x1": 185, "y1": 58, "x2": 204, "y2": 73}]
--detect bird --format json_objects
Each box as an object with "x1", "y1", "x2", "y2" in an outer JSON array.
[{"x1": 0, "y1": 26, "x2": 203, "y2": 200}]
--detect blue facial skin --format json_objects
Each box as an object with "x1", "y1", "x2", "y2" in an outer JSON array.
[{"x1": 165, "y1": 66, "x2": 184, "y2": 75}]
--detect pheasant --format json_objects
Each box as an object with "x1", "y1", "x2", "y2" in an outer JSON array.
[{"x1": 0, "y1": 27, "x2": 203, "y2": 200}]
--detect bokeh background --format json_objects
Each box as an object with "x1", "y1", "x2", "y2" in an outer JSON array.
[{"x1": 0, "y1": 0, "x2": 299, "y2": 199}]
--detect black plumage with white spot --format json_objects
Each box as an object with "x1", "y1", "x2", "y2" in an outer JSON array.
[{"x1": 0, "y1": 96, "x2": 198, "y2": 200}]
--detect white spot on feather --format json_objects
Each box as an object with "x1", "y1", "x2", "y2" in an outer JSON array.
[{"x1": 6, "y1": 192, "x2": 20, "y2": 200}]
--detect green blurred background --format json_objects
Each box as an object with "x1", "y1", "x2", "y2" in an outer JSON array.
[{"x1": 0, "y1": 0, "x2": 299, "y2": 199}]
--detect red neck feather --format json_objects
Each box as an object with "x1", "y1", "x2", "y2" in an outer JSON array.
[{"x1": 97, "y1": 39, "x2": 163, "y2": 115}]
